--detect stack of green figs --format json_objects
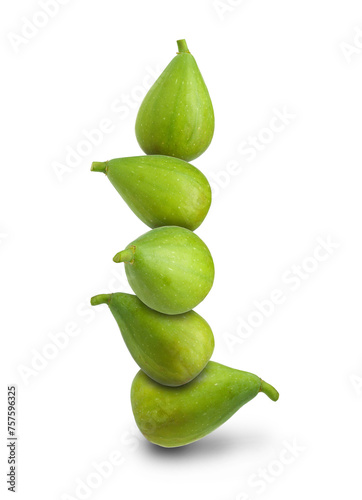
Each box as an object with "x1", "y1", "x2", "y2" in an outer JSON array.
[{"x1": 91, "y1": 39, "x2": 279, "y2": 448}]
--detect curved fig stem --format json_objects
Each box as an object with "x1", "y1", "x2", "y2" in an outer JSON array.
[
  {"x1": 113, "y1": 247, "x2": 135, "y2": 264},
  {"x1": 260, "y1": 380, "x2": 279, "y2": 402},
  {"x1": 90, "y1": 294, "x2": 112, "y2": 306},
  {"x1": 177, "y1": 39, "x2": 190, "y2": 54}
]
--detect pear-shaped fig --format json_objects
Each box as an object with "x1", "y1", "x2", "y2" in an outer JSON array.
[
  {"x1": 131, "y1": 361, "x2": 279, "y2": 448},
  {"x1": 90, "y1": 292, "x2": 214, "y2": 386},
  {"x1": 113, "y1": 226, "x2": 214, "y2": 315},
  {"x1": 135, "y1": 39, "x2": 214, "y2": 161},
  {"x1": 91, "y1": 155, "x2": 211, "y2": 230}
]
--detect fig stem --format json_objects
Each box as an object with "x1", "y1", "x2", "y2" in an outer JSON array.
[
  {"x1": 260, "y1": 380, "x2": 279, "y2": 402},
  {"x1": 90, "y1": 294, "x2": 111, "y2": 306},
  {"x1": 113, "y1": 248, "x2": 135, "y2": 263},
  {"x1": 177, "y1": 39, "x2": 190, "y2": 54},
  {"x1": 91, "y1": 161, "x2": 107, "y2": 174}
]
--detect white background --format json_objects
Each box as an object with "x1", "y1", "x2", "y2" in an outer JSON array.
[{"x1": 1, "y1": 0, "x2": 362, "y2": 499}]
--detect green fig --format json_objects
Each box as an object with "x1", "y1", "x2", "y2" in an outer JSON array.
[
  {"x1": 135, "y1": 39, "x2": 215, "y2": 161},
  {"x1": 131, "y1": 361, "x2": 279, "y2": 448},
  {"x1": 90, "y1": 292, "x2": 214, "y2": 386},
  {"x1": 113, "y1": 226, "x2": 214, "y2": 315},
  {"x1": 91, "y1": 155, "x2": 211, "y2": 231}
]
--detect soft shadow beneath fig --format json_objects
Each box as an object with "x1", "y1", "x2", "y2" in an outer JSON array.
[{"x1": 141, "y1": 428, "x2": 271, "y2": 461}]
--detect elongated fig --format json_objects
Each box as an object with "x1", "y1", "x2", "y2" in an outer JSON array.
[
  {"x1": 113, "y1": 226, "x2": 214, "y2": 315},
  {"x1": 91, "y1": 156, "x2": 211, "y2": 230},
  {"x1": 135, "y1": 39, "x2": 214, "y2": 161},
  {"x1": 131, "y1": 361, "x2": 279, "y2": 448},
  {"x1": 90, "y1": 292, "x2": 214, "y2": 386}
]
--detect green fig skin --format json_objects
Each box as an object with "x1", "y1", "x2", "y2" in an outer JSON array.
[
  {"x1": 113, "y1": 226, "x2": 215, "y2": 315},
  {"x1": 131, "y1": 361, "x2": 279, "y2": 448},
  {"x1": 90, "y1": 292, "x2": 214, "y2": 386},
  {"x1": 91, "y1": 156, "x2": 211, "y2": 231},
  {"x1": 135, "y1": 39, "x2": 215, "y2": 161}
]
